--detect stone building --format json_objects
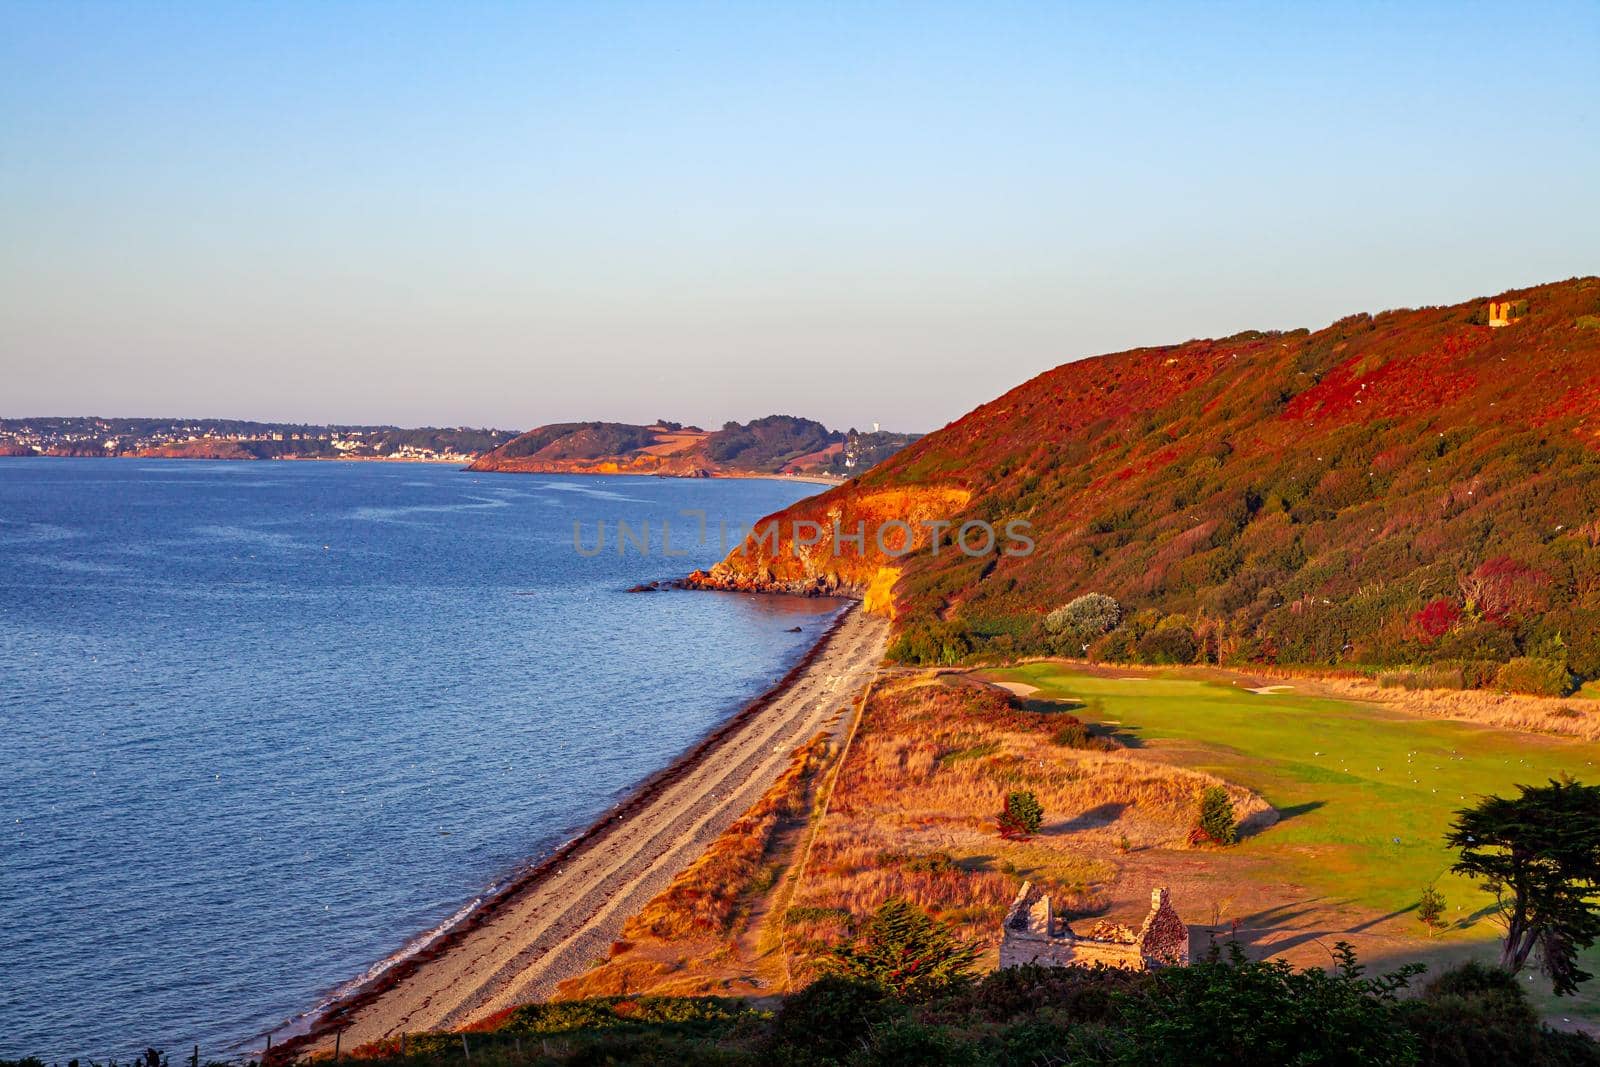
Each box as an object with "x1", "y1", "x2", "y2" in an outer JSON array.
[
  {"x1": 1487, "y1": 301, "x2": 1524, "y2": 328},
  {"x1": 999, "y1": 882, "x2": 1189, "y2": 970}
]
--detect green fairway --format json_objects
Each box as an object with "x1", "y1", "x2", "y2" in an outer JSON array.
[{"x1": 986, "y1": 663, "x2": 1600, "y2": 1016}]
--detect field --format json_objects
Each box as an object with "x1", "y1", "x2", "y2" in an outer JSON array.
[
  {"x1": 985, "y1": 662, "x2": 1600, "y2": 1022},
  {"x1": 551, "y1": 658, "x2": 1600, "y2": 1028}
]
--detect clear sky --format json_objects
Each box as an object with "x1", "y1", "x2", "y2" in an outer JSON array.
[{"x1": 2, "y1": 2, "x2": 1597, "y2": 433}]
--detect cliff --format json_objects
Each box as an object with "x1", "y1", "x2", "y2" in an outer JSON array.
[{"x1": 691, "y1": 277, "x2": 1600, "y2": 680}]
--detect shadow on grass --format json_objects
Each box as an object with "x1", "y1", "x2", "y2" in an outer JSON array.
[
  {"x1": 1046, "y1": 802, "x2": 1129, "y2": 835},
  {"x1": 1017, "y1": 696, "x2": 1088, "y2": 716},
  {"x1": 1274, "y1": 800, "x2": 1327, "y2": 823},
  {"x1": 1094, "y1": 723, "x2": 1147, "y2": 749}
]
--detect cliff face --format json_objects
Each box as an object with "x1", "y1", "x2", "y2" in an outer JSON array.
[
  {"x1": 692, "y1": 278, "x2": 1600, "y2": 677},
  {"x1": 684, "y1": 485, "x2": 971, "y2": 612}
]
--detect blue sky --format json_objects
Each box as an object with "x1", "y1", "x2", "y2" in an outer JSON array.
[{"x1": 2, "y1": 1, "x2": 1597, "y2": 432}]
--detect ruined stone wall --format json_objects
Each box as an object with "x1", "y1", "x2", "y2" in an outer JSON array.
[{"x1": 999, "y1": 881, "x2": 1188, "y2": 971}]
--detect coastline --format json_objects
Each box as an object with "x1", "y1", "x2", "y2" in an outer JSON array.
[
  {"x1": 465, "y1": 464, "x2": 846, "y2": 486},
  {"x1": 269, "y1": 601, "x2": 886, "y2": 1061}
]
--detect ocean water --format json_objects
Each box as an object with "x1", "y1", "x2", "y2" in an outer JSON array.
[{"x1": 0, "y1": 459, "x2": 842, "y2": 1060}]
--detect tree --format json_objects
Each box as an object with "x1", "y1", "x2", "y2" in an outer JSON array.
[
  {"x1": 1445, "y1": 777, "x2": 1600, "y2": 996},
  {"x1": 1417, "y1": 885, "x2": 1447, "y2": 935},
  {"x1": 1191, "y1": 787, "x2": 1238, "y2": 846},
  {"x1": 997, "y1": 790, "x2": 1044, "y2": 840},
  {"x1": 826, "y1": 898, "x2": 979, "y2": 1002}
]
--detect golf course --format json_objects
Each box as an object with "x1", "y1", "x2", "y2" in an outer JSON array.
[{"x1": 983, "y1": 663, "x2": 1600, "y2": 1022}]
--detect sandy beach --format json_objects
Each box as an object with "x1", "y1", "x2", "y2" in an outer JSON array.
[{"x1": 294, "y1": 605, "x2": 887, "y2": 1054}]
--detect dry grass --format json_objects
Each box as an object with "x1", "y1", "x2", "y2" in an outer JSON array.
[
  {"x1": 557, "y1": 734, "x2": 840, "y2": 1001},
  {"x1": 781, "y1": 676, "x2": 1268, "y2": 975},
  {"x1": 622, "y1": 733, "x2": 834, "y2": 941},
  {"x1": 1314, "y1": 676, "x2": 1600, "y2": 740}
]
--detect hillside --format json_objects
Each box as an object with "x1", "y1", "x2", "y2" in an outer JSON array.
[
  {"x1": 689, "y1": 277, "x2": 1600, "y2": 687},
  {"x1": 468, "y1": 416, "x2": 918, "y2": 479}
]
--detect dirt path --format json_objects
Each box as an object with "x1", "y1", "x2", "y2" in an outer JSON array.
[{"x1": 307, "y1": 606, "x2": 888, "y2": 1051}]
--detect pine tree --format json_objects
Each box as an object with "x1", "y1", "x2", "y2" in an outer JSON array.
[
  {"x1": 1192, "y1": 786, "x2": 1238, "y2": 846},
  {"x1": 827, "y1": 897, "x2": 980, "y2": 1001},
  {"x1": 997, "y1": 790, "x2": 1044, "y2": 840},
  {"x1": 1418, "y1": 885, "x2": 1447, "y2": 934}
]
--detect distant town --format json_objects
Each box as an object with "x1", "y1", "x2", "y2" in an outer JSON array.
[{"x1": 0, "y1": 417, "x2": 520, "y2": 463}]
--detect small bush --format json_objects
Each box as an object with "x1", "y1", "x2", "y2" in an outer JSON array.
[
  {"x1": 1113, "y1": 942, "x2": 1422, "y2": 1065},
  {"x1": 1495, "y1": 656, "x2": 1576, "y2": 697},
  {"x1": 886, "y1": 620, "x2": 973, "y2": 666},
  {"x1": 1418, "y1": 885, "x2": 1446, "y2": 933},
  {"x1": 767, "y1": 974, "x2": 896, "y2": 1063},
  {"x1": 1191, "y1": 786, "x2": 1238, "y2": 846},
  {"x1": 1136, "y1": 625, "x2": 1199, "y2": 665},
  {"x1": 997, "y1": 790, "x2": 1044, "y2": 839},
  {"x1": 1400, "y1": 960, "x2": 1562, "y2": 1067},
  {"x1": 1044, "y1": 593, "x2": 1123, "y2": 649},
  {"x1": 902, "y1": 851, "x2": 959, "y2": 875},
  {"x1": 825, "y1": 898, "x2": 980, "y2": 1002},
  {"x1": 1050, "y1": 716, "x2": 1112, "y2": 750}
]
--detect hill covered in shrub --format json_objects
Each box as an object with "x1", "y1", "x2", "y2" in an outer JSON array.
[
  {"x1": 470, "y1": 416, "x2": 918, "y2": 478},
  {"x1": 690, "y1": 277, "x2": 1600, "y2": 689}
]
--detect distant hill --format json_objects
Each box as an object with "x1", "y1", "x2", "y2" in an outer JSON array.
[
  {"x1": 690, "y1": 277, "x2": 1600, "y2": 688},
  {"x1": 469, "y1": 416, "x2": 919, "y2": 479}
]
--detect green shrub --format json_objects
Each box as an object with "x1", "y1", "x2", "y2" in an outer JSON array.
[
  {"x1": 885, "y1": 620, "x2": 973, "y2": 666},
  {"x1": 1110, "y1": 942, "x2": 1422, "y2": 1065},
  {"x1": 825, "y1": 898, "x2": 980, "y2": 1002},
  {"x1": 1191, "y1": 786, "x2": 1238, "y2": 846},
  {"x1": 502, "y1": 995, "x2": 753, "y2": 1036},
  {"x1": 903, "y1": 851, "x2": 960, "y2": 875},
  {"x1": 997, "y1": 790, "x2": 1044, "y2": 839},
  {"x1": 1050, "y1": 716, "x2": 1112, "y2": 750},
  {"x1": 1136, "y1": 625, "x2": 1200, "y2": 665},
  {"x1": 767, "y1": 974, "x2": 897, "y2": 1063},
  {"x1": 1418, "y1": 885, "x2": 1447, "y2": 933},
  {"x1": 1495, "y1": 656, "x2": 1576, "y2": 697},
  {"x1": 1044, "y1": 593, "x2": 1123, "y2": 650},
  {"x1": 1398, "y1": 960, "x2": 1572, "y2": 1067}
]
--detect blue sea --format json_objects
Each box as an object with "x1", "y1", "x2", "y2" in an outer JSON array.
[{"x1": 0, "y1": 459, "x2": 840, "y2": 1060}]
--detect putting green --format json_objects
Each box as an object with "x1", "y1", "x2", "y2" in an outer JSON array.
[{"x1": 986, "y1": 663, "x2": 1600, "y2": 1016}]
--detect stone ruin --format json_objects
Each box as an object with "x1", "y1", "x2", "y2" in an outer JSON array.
[
  {"x1": 999, "y1": 882, "x2": 1190, "y2": 970},
  {"x1": 1487, "y1": 301, "x2": 1521, "y2": 328}
]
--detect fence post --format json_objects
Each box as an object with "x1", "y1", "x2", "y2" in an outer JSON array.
[
  {"x1": 333, "y1": 1030, "x2": 341, "y2": 1064},
  {"x1": 460, "y1": 1034, "x2": 470, "y2": 1060},
  {"x1": 192, "y1": 1044, "x2": 199, "y2": 1067}
]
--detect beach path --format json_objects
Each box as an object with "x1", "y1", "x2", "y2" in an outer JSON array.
[{"x1": 310, "y1": 605, "x2": 888, "y2": 1050}]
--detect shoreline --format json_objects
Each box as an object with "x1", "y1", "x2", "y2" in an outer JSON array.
[
  {"x1": 0, "y1": 454, "x2": 846, "y2": 483},
  {"x1": 269, "y1": 601, "x2": 885, "y2": 1061},
  {"x1": 465, "y1": 465, "x2": 846, "y2": 486}
]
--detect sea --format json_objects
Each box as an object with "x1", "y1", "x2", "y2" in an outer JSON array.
[{"x1": 0, "y1": 459, "x2": 842, "y2": 1060}]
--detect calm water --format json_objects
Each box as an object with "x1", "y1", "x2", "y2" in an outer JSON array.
[{"x1": 0, "y1": 459, "x2": 840, "y2": 1059}]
